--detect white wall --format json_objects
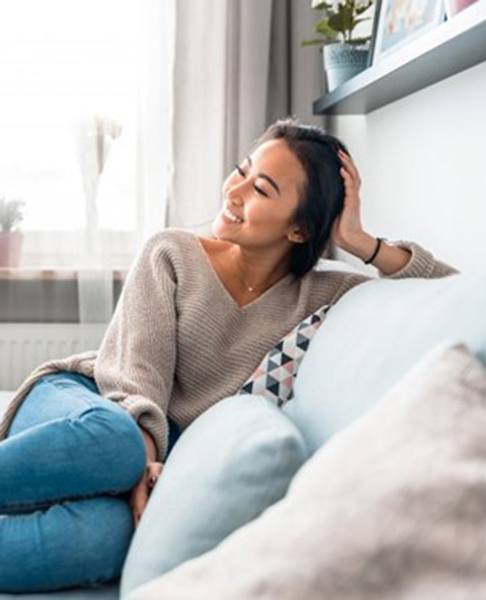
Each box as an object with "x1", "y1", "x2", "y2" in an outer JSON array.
[{"x1": 327, "y1": 58, "x2": 486, "y2": 274}]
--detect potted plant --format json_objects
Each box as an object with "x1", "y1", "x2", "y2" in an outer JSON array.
[
  {"x1": 0, "y1": 195, "x2": 26, "y2": 267},
  {"x1": 302, "y1": 0, "x2": 374, "y2": 92}
]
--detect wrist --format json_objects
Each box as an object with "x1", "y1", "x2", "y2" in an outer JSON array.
[{"x1": 340, "y1": 231, "x2": 377, "y2": 261}]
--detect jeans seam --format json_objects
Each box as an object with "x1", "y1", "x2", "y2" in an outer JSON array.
[{"x1": 1, "y1": 489, "x2": 130, "y2": 514}]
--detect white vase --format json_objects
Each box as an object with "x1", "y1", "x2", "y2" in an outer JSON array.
[
  {"x1": 0, "y1": 231, "x2": 24, "y2": 267},
  {"x1": 323, "y1": 43, "x2": 369, "y2": 92}
]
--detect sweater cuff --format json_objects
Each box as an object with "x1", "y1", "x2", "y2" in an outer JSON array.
[
  {"x1": 117, "y1": 395, "x2": 170, "y2": 462},
  {"x1": 378, "y1": 240, "x2": 435, "y2": 280}
]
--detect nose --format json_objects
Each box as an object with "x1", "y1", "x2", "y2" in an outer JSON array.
[{"x1": 225, "y1": 179, "x2": 249, "y2": 205}]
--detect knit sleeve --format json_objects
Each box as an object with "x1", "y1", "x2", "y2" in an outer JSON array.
[
  {"x1": 327, "y1": 240, "x2": 459, "y2": 307},
  {"x1": 94, "y1": 232, "x2": 177, "y2": 462},
  {"x1": 377, "y1": 240, "x2": 459, "y2": 279}
]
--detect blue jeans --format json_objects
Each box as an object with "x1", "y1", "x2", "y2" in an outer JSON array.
[{"x1": 0, "y1": 371, "x2": 181, "y2": 593}]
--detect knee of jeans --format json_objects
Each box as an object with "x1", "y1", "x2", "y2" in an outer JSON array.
[{"x1": 79, "y1": 405, "x2": 147, "y2": 487}]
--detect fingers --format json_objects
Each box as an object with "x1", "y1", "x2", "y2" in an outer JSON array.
[
  {"x1": 129, "y1": 462, "x2": 165, "y2": 528},
  {"x1": 338, "y1": 149, "x2": 361, "y2": 188},
  {"x1": 340, "y1": 166, "x2": 352, "y2": 187},
  {"x1": 133, "y1": 509, "x2": 142, "y2": 528},
  {"x1": 147, "y1": 461, "x2": 164, "y2": 490},
  {"x1": 131, "y1": 478, "x2": 149, "y2": 528}
]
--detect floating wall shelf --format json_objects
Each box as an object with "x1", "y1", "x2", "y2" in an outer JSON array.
[{"x1": 313, "y1": 1, "x2": 486, "y2": 115}]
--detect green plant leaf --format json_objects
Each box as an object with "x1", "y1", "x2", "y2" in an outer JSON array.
[
  {"x1": 311, "y1": 0, "x2": 333, "y2": 9},
  {"x1": 315, "y1": 19, "x2": 341, "y2": 40},
  {"x1": 356, "y1": 1, "x2": 374, "y2": 15},
  {"x1": 304, "y1": 0, "x2": 375, "y2": 47},
  {"x1": 0, "y1": 196, "x2": 25, "y2": 232},
  {"x1": 328, "y1": 5, "x2": 354, "y2": 35},
  {"x1": 301, "y1": 38, "x2": 328, "y2": 46},
  {"x1": 346, "y1": 36, "x2": 372, "y2": 45},
  {"x1": 351, "y1": 16, "x2": 371, "y2": 27}
]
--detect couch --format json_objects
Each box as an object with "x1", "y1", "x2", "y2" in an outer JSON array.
[{"x1": 1, "y1": 267, "x2": 485, "y2": 599}]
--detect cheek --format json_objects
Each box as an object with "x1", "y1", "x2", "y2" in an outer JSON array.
[{"x1": 245, "y1": 204, "x2": 289, "y2": 228}]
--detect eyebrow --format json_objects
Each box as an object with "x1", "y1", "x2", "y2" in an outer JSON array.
[{"x1": 245, "y1": 155, "x2": 281, "y2": 196}]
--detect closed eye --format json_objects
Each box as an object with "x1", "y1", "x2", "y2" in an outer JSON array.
[{"x1": 234, "y1": 163, "x2": 269, "y2": 197}]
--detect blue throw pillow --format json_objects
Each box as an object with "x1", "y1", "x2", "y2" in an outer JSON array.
[
  {"x1": 284, "y1": 272, "x2": 486, "y2": 455},
  {"x1": 120, "y1": 393, "x2": 307, "y2": 598}
]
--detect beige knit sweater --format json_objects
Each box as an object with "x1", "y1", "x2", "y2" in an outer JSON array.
[{"x1": 0, "y1": 229, "x2": 458, "y2": 461}]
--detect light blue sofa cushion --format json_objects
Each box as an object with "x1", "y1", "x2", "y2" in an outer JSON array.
[
  {"x1": 120, "y1": 393, "x2": 307, "y2": 598},
  {"x1": 0, "y1": 392, "x2": 119, "y2": 600},
  {"x1": 284, "y1": 272, "x2": 486, "y2": 455}
]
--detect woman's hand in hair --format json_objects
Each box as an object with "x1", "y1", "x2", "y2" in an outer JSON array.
[{"x1": 331, "y1": 148, "x2": 367, "y2": 251}]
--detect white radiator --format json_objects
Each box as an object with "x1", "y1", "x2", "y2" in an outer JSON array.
[{"x1": 0, "y1": 323, "x2": 106, "y2": 390}]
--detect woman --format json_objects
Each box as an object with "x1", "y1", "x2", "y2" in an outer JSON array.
[{"x1": 0, "y1": 117, "x2": 457, "y2": 593}]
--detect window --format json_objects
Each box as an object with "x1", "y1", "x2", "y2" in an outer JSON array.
[{"x1": 0, "y1": 0, "x2": 139, "y2": 233}]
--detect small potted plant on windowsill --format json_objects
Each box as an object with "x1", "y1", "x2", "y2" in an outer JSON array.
[
  {"x1": 302, "y1": 0, "x2": 374, "y2": 92},
  {"x1": 0, "y1": 195, "x2": 26, "y2": 267}
]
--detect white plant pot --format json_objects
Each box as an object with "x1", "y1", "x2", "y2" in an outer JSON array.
[{"x1": 323, "y1": 43, "x2": 369, "y2": 92}]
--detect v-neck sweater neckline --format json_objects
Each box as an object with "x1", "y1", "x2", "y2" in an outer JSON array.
[{"x1": 191, "y1": 234, "x2": 294, "y2": 311}]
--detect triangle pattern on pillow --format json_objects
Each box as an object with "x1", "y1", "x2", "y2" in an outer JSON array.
[{"x1": 238, "y1": 304, "x2": 330, "y2": 407}]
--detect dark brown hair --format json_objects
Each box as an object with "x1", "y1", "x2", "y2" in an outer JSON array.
[{"x1": 251, "y1": 116, "x2": 350, "y2": 279}]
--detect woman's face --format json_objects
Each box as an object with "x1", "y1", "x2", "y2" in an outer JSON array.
[{"x1": 212, "y1": 139, "x2": 308, "y2": 249}]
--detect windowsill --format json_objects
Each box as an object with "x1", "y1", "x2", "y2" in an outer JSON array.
[
  {"x1": 0, "y1": 268, "x2": 128, "y2": 281},
  {"x1": 0, "y1": 269, "x2": 125, "y2": 323}
]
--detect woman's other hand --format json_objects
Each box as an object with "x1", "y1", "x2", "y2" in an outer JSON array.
[
  {"x1": 129, "y1": 460, "x2": 164, "y2": 528},
  {"x1": 129, "y1": 426, "x2": 163, "y2": 528},
  {"x1": 331, "y1": 148, "x2": 367, "y2": 251}
]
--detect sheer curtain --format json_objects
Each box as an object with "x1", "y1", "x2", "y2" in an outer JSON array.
[
  {"x1": 0, "y1": 0, "x2": 175, "y2": 342},
  {"x1": 77, "y1": 0, "x2": 175, "y2": 339}
]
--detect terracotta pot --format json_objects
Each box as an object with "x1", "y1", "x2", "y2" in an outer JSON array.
[{"x1": 0, "y1": 231, "x2": 24, "y2": 267}]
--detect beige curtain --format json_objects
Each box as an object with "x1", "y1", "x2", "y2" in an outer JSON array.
[{"x1": 167, "y1": 0, "x2": 327, "y2": 236}]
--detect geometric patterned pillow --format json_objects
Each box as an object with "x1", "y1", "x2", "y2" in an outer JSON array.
[{"x1": 237, "y1": 304, "x2": 330, "y2": 408}]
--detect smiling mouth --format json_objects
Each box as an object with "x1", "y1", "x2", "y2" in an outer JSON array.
[{"x1": 223, "y1": 207, "x2": 244, "y2": 223}]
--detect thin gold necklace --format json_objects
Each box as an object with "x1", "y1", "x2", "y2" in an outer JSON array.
[
  {"x1": 231, "y1": 253, "x2": 261, "y2": 293},
  {"x1": 235, "y1": 268, "x2": 279, "y2": 294},
  {"x1": 237, "y1": 273, "x2": 260, "y2": 293},
  {"x1": 232, "y1": 253, "x2": 285, "y2": 294}
]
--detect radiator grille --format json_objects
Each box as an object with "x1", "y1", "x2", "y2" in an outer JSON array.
[{"x1": 0, "y1": 323, "x2": 106, "y2": 390}]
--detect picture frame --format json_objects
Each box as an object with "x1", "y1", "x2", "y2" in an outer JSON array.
[
  {"x1": 444, "y1": 0, "x2": 479, "y2": 19},
  {"x1": 366, "y1": 0, "x2": 383, "y2": 68},
  {"x1": 372, "y1": 0, "x2": 446, "y2": 65}
]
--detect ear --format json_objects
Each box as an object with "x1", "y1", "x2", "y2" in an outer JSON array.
[{"x1": 287, "y1": 227, "x2": 307, "y2": 244}]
